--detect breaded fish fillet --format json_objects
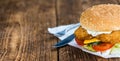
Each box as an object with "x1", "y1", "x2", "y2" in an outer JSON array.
[
  {"x1": 74, "y1": 27, "x2": 120, "y2": 44},
  {"x1": 97, "y1": 31, "x2": 120, "y2": 43},
  {"x1": 74, "y1": 27, "x2": 92, "y2": 41}
]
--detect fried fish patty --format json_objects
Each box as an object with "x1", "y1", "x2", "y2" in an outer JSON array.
[
  {"x1": 74, "y1": 27, "x2": 120, "y2": 43},
  {"x1": 74, "y1": 27, "x2": 93, "y2": 41},
  {"x1": 97, "y1": 30, "x2": 120, "y2": 43}
]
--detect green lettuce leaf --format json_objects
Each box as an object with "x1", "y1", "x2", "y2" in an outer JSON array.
[
  {"x1": 110, "y1": 43, "x2": 120, "y2": 55},
  {"x1": 83, "y1": 44, "x2": 96, "y2": 52}
]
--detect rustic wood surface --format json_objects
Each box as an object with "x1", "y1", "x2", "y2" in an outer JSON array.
[{"x1": 0, "y1": 0, "x2": 120, "y2": 61}]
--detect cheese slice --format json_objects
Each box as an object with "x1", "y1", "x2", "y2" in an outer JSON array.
[{"x1": 84, "y1": 38, "x2": 100, "y2": 44}]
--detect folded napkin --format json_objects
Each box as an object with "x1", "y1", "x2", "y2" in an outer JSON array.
[
  {"x1": 48, "y1": 23, "x2": 120, "y2": 58},
  {"x1": 48, "y1": 23, "x2": 80, "y2": 40}
]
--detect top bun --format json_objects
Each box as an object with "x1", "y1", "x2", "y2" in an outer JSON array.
[{"x1": 80, "y1": 4, "x2": 120, "y2": 32}]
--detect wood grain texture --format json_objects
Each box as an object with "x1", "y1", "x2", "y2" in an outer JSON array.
[
  {"x1": 0, "y1": 0, "x2": 57, "y2": 61},
  {"x1": 0, "y1": 0, "x2": 120, "y2": 61}
]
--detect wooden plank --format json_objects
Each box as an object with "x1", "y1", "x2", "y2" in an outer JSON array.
[
  {"x1": 0, "y1": 0, "x2": 57, "y2": 61},
  {"x1": 57, "y1": 0, "x2": 120, "y2": 61},
  {"x1": 57, "y1": 0, "x2": 97, "y2": 61}
]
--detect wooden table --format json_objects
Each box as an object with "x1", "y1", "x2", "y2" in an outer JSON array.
[{"x1": 0, "y1": 0, "x2": 120, "y2": 61}]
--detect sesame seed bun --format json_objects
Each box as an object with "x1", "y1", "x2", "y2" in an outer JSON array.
[{"x1": 80, "y1": 4, "x2": 120, "y2": 32}]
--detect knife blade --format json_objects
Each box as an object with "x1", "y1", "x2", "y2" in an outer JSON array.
[{"x1": 53, "y1": 34, "x2": 75, "y2": 48}]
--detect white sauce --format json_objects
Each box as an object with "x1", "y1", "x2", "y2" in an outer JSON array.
[{"x1": 87, "y1": 30, "x2": 112, "y2": 36}]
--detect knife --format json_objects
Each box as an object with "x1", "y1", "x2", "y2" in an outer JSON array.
[{"x1": 53, "y1": 34, "x2": 75, "y2": 48}]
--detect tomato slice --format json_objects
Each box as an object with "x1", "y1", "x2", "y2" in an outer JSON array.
[
  {"x1": 75, "y1": 38, "x2": 84, "y2": 46},
  {"x1": 92, "y1": 42, "x2": 114, "y2": 51}
]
